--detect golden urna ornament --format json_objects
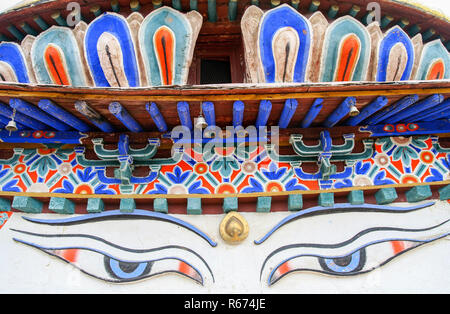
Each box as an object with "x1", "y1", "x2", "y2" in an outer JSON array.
[{"x1": 219, "y1": 211, "x2": 249, "y2": 244}]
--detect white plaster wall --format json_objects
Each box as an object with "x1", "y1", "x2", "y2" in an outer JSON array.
[{"x1": 0, "y1": 200, "x2": 449, "y2": 294}]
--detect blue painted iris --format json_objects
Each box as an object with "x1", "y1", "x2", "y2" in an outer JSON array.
[
  {"x1": 318, "y1": 248, "x2": 366, "y2": 274},
  {"x1": 104, "y1": 256, "x2": 153, "y2": 280}
]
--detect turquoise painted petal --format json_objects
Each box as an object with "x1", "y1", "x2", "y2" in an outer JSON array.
[
  {"x1": 31, "y1": 26, "x2": 87, "y2": 87},
  {"x1": 320, "y1": 16, "x2": 371, "y2": 82},
  {"x1": 139, "y1": 7, "x2": 192, "y2": 86},
  {"x1": 416, "y1": 40, "x2": 450, "y2": 80}
]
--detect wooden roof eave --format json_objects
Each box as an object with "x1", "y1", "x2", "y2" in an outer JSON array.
[{"x1": 0, "y1": 79, "x2": 449, "y2": 101}]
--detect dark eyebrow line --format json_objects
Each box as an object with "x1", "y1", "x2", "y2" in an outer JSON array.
[
  {"x1": 259, "y1": 217, "x2": 450, "y2": 280},
  {"x1": 21, "y1": 210, "x2": 217, "y2": 247},
  {"x1": 254, "y1": 202, "x2": 436, "y2": 245}
]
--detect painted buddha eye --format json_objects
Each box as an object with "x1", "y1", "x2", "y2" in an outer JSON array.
[
  {"x1": 13, "y1": 241, "x2": 206, "y2": 285},
  {"x1": 11, "y1": 210, "x2": 216, "y2": 285},
  {"x1": 257, "y1": 203, "x2": 450, "y2": 286},
  {"x1": 12, "y1": 229, "x2": 213, "y2": 285},
  {"x1": 266, "y1": 235, "x2": 448, "y2": 286}
]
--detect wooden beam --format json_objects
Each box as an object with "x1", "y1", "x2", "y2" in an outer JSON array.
[{"x1": 0, "y1": 82, "x2": 447, "y2": 102}]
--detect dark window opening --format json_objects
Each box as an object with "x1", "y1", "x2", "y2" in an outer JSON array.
[{"x1": 200, "y1": 58, "x2": 232, "y2": 84}]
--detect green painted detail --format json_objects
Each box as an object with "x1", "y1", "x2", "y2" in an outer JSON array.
[
  {"x1": 130, "y1": 0, "x2": 141, "y2": 12},
  {"x1": 290, "y1": 134, "x2": 355, "y2": 157},
  {"x1": 408, "y1": 24, "x2": 421, "y2": 37},
  {"x1": 438, "y1": 185, "x2": 450, "y2": 201},
  {"x1": 7, "y1": 25, "x2": 24, "y2": 41},
  {"x1": 288, "y1": 194, "x2": 303, "y2": 211},
  {"x1": 76, "y1": 144, "x2": 182, "y2": 168},
  {"x1": 256, "y1": 196, "x2": 272, "y2": 213},
  {"x1": 380, "y1": 15, "x2": 394, "y2": 29},
  {"x1": 348, "y1": 5, "x2": 360, "y2": 17},
  {"x1": 90, "y1": 6, "x2": 102, "y2": 17},
  {"x1": 270, "y1": 135, "x2": 373, "y2": 168},
  {"x1": 208, "y1": 0, "x2": 217, "y2": 22},
  {"x1": 406, "y1": 185, "x2": 432, "y2": 203},
  {"x1": 114, "y1": 156, "x2": 133, "y2": 185},
  {"x1": 290, "y1": 0, "x2": 299, "y2": 9},
  {"x1": 20, "y1": 22, "x2": 38, "y2": 36},
  {"x1": 154, "y1": 198, "x2": 168, "y2": 213},
  {"x1": 0, "y1": 34, "x2": 10, "y2": 41},
  {"x1": 348, "y1": 190, "x2": 365, "y2": 205},
  {"x1": 87, "y1": 198, "x2": 104, "y2": 213},
  {"x1": 92, "y1": 138, "x2": 159, "y2": 161},
  {"x1": 172, "y1": 0, "x2": 182, "y2": 10},
  {"x1": 223, "y1": 197, "x2": 238, "y2": 213},
  {"x1": 190, "y1": 0, "x2": 198, "y2": 11},
  {"x1": 375, "y1": 188, "x2": 398, "y2": 205},
  {"x1": 49, "y1": 197, "x2": 75, "y2": 214},
  {"x1": 422, "y1": 28, "x2": 436, "y2": 41},
  {"x1": 111, "y1": 0, "x2": 120, "y2": 12},
  {"x1": 51, "y1": 12, "x2": 68, "y2": 27},
  {"x1": 228, "y1": 0, "x2": 238, "y2": 21},
  {"x1": 120, "y1": 198, "x2": 136, "y2": 213},
  {"x1": 308, "y1": 0, "x2": 320, "y2": 12},
  {"x1": 33, "y1": 15, "x2": 50, "y2": 31},
  {"x1": 328, "y1": 5, "x2": 339, "y2": 19},
  {"x1": 12, "y1": 196, "x2": 43, "y2": 213},
  {"x1": 319, "y1": 155, "x2": 336, "y2": 180},
  {"x1": 187, "y1": 198, "x2": 202, "y2": 215},
  {"x1": 318, "y1": 193, "x2": 334, "y2": 207},
  {"x1": 0, "y1": 198, "x2": 11, "y2": 212}
]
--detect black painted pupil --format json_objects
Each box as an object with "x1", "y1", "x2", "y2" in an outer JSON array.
[
  {"x1": 104, "y1": 256, "x2": 153, "y2": 280},
  {"x1": 333, "y1": 255, "x2": 353, "y2": 267},
  {"x1": 118, "y1": 261, "x2": 141, "y2": 273}
]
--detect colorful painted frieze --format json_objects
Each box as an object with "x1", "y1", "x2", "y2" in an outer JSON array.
[{"x1": 0, "y1": 134, "x2": 446, "y2": 196}]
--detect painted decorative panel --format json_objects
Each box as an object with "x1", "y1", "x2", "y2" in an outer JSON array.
[
  {"x1": 0, "y1": 135, "x2": 446, "y2": 195},
  {"x1": 139, "y1": 7, "x2": 202, "y2": 86},
  {"x1": 320, "y1": 16, "x2": 371, "y2": 82},
  {"x1": 241, "y1": 6, "x2": 449, "y2": 84},
  {"x1": 415, "y1": 39, "x2": 450, "y2": 80},
  {"x1": 85, "y1": 13, "x2": 141, "y2": 87},
  {"x1": 257, "y1": 4, "x2": 312, "y2": 83},
  {"x1": 0, "y1": 42, "x2": 31, "y2": 83},
  {"x1": 0, "y1": 6, "x2": 447, "y2": 86},
  {"x1": 31, "y1": 26, "x2": 88, "y2": 86},
  {"x1": 2, "y1": 199, "x2": 449, "y2": 292},
  {"x1": 376, "y1": 26, "x2": 415, "y2": 82}
]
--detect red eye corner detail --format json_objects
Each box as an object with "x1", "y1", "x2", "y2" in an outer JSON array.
[
  {"x1": 56, "y1": 249, "x2": 79, "y2": 263},
  {"x1": 390, "y1": 241, "x2": 405, "y2": 255},
  {"x1": 276, "y1": 261, "x2": 292, "y2": 276},
  {"x1": 178, "y1": 261, "x2": 195, "y2": 276}
]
